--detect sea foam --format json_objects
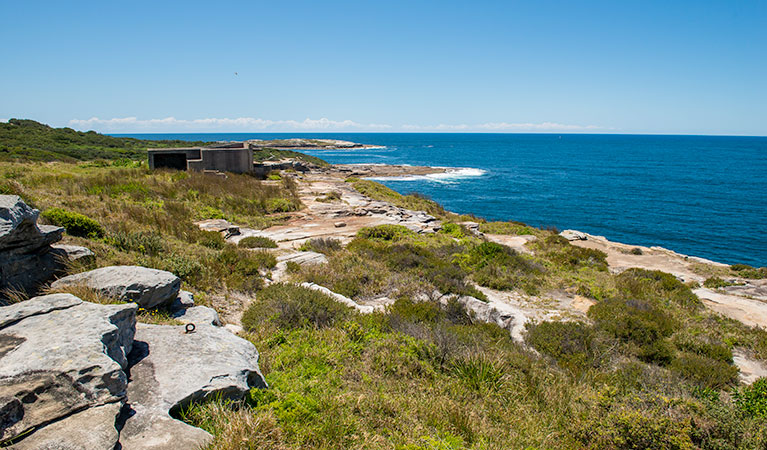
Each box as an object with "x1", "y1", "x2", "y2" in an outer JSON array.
[{"x1": 366, "y1": 167, "x2": 487, "y2": 183}]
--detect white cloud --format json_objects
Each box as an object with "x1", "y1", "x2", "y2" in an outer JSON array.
[
  {"x1": 68, "y1": 116, "x2": 393, "y2": 132},
  {"x1": 403, "y1": 122, "x2": 606, "y2": 132},
  {"x1": 68, "y1": 116, "x2": 608, "y2": 133},
  {"x1": 0, "y1": 118, "x2": 8, "y2": 123}
]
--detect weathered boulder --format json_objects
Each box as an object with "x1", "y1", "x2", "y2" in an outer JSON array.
[
  {"x1": 169, "y1": 290, "x2": 195, "y2": 313},
  {"x1": 560, "y1": 229, "x2": 588, "y2": 241},
  {"x1": 0, "y1": 195, "x2": 70, "y2": 297},
  {"x1": 50, "y1": 243, "x2": 96, "y2": 266},
  {"x1": 9, "y1": 402, "x2": 122, "y2": 450},
  {"x1": 0, "y1": 195, "x2": 62, "y2": 254},
  {"x1": 0, "y1": 294, "x2": 136, "y2": 442},
  {"x1": 119, "y1": 323, "x2": 266, "y2": 449},
  {"x1": 52, "y1": 266, "x2": 181, "y2": 309},
  {"x1": 172, "y1": 305, "x2": 222, "y2": 326}
]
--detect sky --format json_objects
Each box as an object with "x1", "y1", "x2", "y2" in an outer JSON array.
[{"x1": 1, "y1": 0, "x2": 766, "y2": 135}]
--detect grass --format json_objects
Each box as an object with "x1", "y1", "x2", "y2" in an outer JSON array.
[
  {"x1": 2, "y1": 161, "x2": 296, "y2": 294},
  {"x1": 4, "y1": 127, "x2": 767, "y2": 449},
  {"x1": 179, "y1": 291, "x2": 767, "y2": 450},
  {"x1": 239, "y1": 236, "x2": 279, "y2": 249}
]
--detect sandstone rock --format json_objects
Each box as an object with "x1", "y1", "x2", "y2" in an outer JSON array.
[
  {"x1": 300, "y1": 282, "x2": 380, "y2": 313},
  {"x1": 560, "y1": 229, "x2": 588, "y2": 241},
  {"x1": 51, "y1": 266, "x2": 181, "y2": 309},
  {"x1": 334, "y1": 222, "x2": 347, "y2": 228},
  {"x1": 50, "y1": 244, "x2": 96, "y2": 266},
  {"x1": 0, "y1": 294, "x2": 136, "y2": 442},
  {"x1": 169, "y1": 290, "x2": 195, "y2": 313},
  {"x1": 119, "y1": 323, "x2": 266, "y2": 449},
  {"x1": 172, "y1": 305, "x2": 222, "y2": 326},
  {"x1": 10, "y1": 402, "x2": 122, "y2": 450},
  {"x1": 0, "y1": 196, "x2": 70, "y2": 297},
  {"x1": 195, "y1": 219, "x2": 240, "y2": 236},
  {"x1": 0, "y1": 195, "x2": 63, "y2": 254}
]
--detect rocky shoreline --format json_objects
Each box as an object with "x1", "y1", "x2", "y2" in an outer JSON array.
[{"x1": 247, "y1": 138, "x2": 384, "y2": 150}]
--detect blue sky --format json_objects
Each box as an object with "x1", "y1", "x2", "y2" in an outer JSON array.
[{"x1": 1, "y1": 0, "x2": 765, "y2": 135}]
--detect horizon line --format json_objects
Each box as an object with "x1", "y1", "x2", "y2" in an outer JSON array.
[{"x1": 108, "y1": 131, "x2": 767, "y2": 138}]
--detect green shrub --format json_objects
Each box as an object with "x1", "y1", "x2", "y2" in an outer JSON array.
[
  {"x1": 615, "y1": 268, "x2": 701, "y2": 309},
  {"x1": 197, "y1": 205, "x2": 226, "y2": 220},
  {"x1": 157, "y1": 253, "x2": 204, "y2": 282},
  {"x1": 389, "y1": 297, "x2": 444, "y2": 324},
  {"x1": 531, "y1": 235, "x2": 608, "y2": 271},
  {"x1": 478, "y1": 221, "x2": 535, "y2": 236},
  {"x1": 215, "y1": 245, "x2": 275, "y2": 292},
  {"x1": 629, "y1": 247, "x2": 643, "y2": 255},
  {"x1": 105, "y1": 230, "x2": 164, "y2": 255},
  {"x1": 41, "y1": 207, "x2": 104, "y2": 238},
  {"x1": 672, "y1": 334, "x2": 733, "y2": 363},
  {"x1": 703, "y1": 277, "x2": 735, "y2": 289},
  {"x1": 730, "y1": 264, "x2": 767, "y2": 279},
  {"x1": 241, "y1": 283, "x2": 352, "y2": 330},
  {"x1": 439, "y1": 223, "x2": 466, "y2": 238},
  {"x1": 525, "y1": 321, "x2": 606, "y2": 374},
  {"x1": 285, "y1": 261, "x2": 301, "y2": 273},
  {"x1": 670, "y1": 352, "x2": 738, "y2": 389},
  {"x1": 734, "y1": 377, "x2": 767, "y2": 417},
  {"x1": 238, "y1": 236, "x2": 278, "y2": 249},
  {"x1": 315, "y1": 190, "x2": 342, "y2": 202},
  {"x1": 357, "y1": 224, "x2": 415, "y2": 241},
  {"x1": 265, "y1": 197, "x2": 298, "y2": 213},
  {"x1": 194, "y1": 230, "x2": 227, "y2": 249},
  {"x1": 300, "y1": 237, "x2": 342, "y2": 254},
  {"x1": 450, "y1": 355, "x2": 506, "y2": 393},
  {"x1": 589, "y1": 298, "x2": 676, "y2": 364},
  {"x1": 578, "y1": 409, "x2": 695, "y2": 450}
]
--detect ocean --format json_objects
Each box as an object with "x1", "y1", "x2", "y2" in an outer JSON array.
[{"x1": 119, "y1": 133, "x2": 767, "y2": 267}]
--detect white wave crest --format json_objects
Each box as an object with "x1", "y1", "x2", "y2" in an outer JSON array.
[{"x1": 366, "y1": 167, "x2": 487, "y2": 183}]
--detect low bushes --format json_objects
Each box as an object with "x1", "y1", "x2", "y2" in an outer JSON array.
[
  {"x1": 614, "y1": 268, "x2": 701, "y2": 309},
  {"x1": 357, "y1": 224, "x2": 415, "y2": 241},
  {"x1": 703, "y1": 276, "x2": 736, "y2": 289},
  {"x1": 731, "y1": 264, "x2": 767, "y2": 279},
  {"x1": 589, "y1": 298, "x2": 676, "y2": 365},
  {"x1": 525, "y1": 320, "x2": 607, "y2": 375},
  {"x1": 239, "y1": 236, "x2": 278, "y2": 249},
  {"x1": 478, "y1": 221, "x2": 536, "y2": 236},
  {"x1": 241, "y1": 283, "x2": 352, "y2": 330},
  {"x1": 41, "y1": 207, "x2": 104, "y2": 238},
  {"x1": 734, "y1": 377, "x2": 767, "y2": 417},
  {"x1": 105, "y1": 230, "x2": 164, "y2": 255},
  {"x1": 670, "y1": 352, "x2": 738, "y2": 389},
  {"x1": 300, "y1": 238, "x2": 342, "y2": 254},
  {"x1": 456, "y1": 242, "x2": 544, "y2": 294}
]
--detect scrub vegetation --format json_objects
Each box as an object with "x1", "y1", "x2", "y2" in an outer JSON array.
[{"x1": 3, "y1": 123, "x2": 767, "y2": 449}]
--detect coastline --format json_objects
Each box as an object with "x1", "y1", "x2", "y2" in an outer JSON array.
[{"x1": 208, "y1": 163, "x2": 767, "y2": 347}]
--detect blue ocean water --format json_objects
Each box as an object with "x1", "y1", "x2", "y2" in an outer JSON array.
[{"x1": 120, "y1": 133, "x2": 767, "y2": 267}]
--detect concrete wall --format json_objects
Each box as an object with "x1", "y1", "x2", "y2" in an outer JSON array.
[
  {"x1": 187, "y1": 148, "x2": 253, "y2": 174},
  {"x1": 148, "y1": 148, "x2": 202, "y2": 170}
]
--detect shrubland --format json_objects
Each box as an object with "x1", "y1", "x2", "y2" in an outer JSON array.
[{"x1": 2, "y1": 123, "x2": 767, "y2": 449}]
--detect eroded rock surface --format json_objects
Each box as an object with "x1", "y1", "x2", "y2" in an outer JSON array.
[
  {"x1": 119, "y1": 323, "x2": 266, "y2": 449},
  {"x1": 0, "y1": 195, "x2": 70, "y2": 298},
  {"x1": 52, "y1": 266, "x2": 181, "y2": 309},
  {"x1": 0, "y1": 293, "x2": 136, "y2": 442}
]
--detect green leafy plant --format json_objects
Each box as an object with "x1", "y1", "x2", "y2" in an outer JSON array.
[
  {"x1": 41, "y1": 207, "x2": 105, "y2": 238},
  {"x1": 239, "y1": 236, "x2": 278, "y2": 249}
]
